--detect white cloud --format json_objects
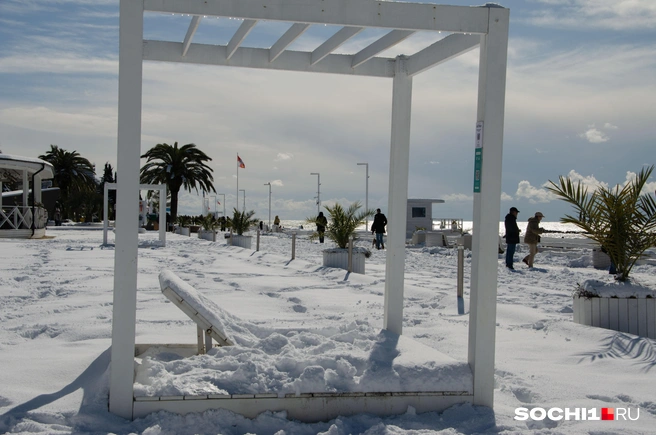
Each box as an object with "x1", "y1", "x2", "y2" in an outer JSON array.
[
  {"x1": 604, "y1": 122, "x2": 618, "y2": 130},
  {"x1": 529, "y1": 0, "x2": 656, "y2": 31},
  {"x1": 561, "y1": 170, "x2": 609, "y2": 191},
  {"x1": 271, "y1": 180, "x2": 284, "y2": 187},
  {"x1": 515, "y1": 180, "x2": 555, "y2": 203},
  {"x1": 500, "y1": 192, "x2": 513, "y2": 201},
  {"x1": 579, "y1": 126, "x2": 609, "y2": 143},
  {"x1": 274, "y1": 153, "x2": 293, "y2": 162}
]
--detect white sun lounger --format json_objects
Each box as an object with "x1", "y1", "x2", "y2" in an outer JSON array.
[{"x1": 159, "y1": 270, "x2": 233, "y2": 353}]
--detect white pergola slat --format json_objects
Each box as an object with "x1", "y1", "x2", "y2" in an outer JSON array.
[
  {"x1": 182, "y1": 15, "x2": 201, "y2": 56},
  {"x1": 269, "y1": 22, "x2": 310, "y2": 62},
  {"x1": 351, "y1": 29, "x2": 415, "y2": 68},
  {"x1": 226, "y1": 19, "x2": 258, "y2": 60},
  {"x1": 311, "y1": 26, "x2": 364, "y2": 65},
  {"x1": 113, "y1": 0, "x2": 509, "y2": 421}
]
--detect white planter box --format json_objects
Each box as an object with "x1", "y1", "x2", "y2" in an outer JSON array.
[
  {"x1": 198, "y1": 230, "x2": 216, "y2": 242},
  {"x1": 231, "y1": 235, "x2": 252, "y2": 249},
  {"x1": 573, "y1": 295, "x2": 656, "y2": 338},
  {"x1": 176, "y1": 227, "x2": 190, "y2": 236},
  {"x1": 322, "y1": 249, "x2": 366, "y2": 274}
]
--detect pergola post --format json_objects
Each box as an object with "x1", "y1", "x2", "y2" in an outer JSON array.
[
  {"x1": 22, "y1": 170, "x2": 28, "y2": 208},
  {"x1": 467, "y1": 7, "x2": 509, "y2": 408},
  {"x1": 110, "y1": 0, "x2": 144, "y2": 419},
  {"x1": 383, "y1": 56, "x2": 413, "y2": 335}
]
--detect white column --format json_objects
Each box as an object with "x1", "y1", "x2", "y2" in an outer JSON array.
[
  {"x1": 383, "y1": 56, "x2": 412, "y2": 335},
  {"x1": 34, "y1": 176, "x2": 42, "y2": 203},
  {"x1": 110, "y1": 0, "x2": 144, "y2": 419},
  {"x1": 22, "y1": 170, "x2": 29, "y2": 208},
  {"x1": 159, "y1": 185, "x2": 166, "y2": 245},
  {"x1": 0, "y1": 182, "x2": 3, "y2": 209},
  {"x1": 467, "y1": 6, "x2": 509, "y2": 408}
]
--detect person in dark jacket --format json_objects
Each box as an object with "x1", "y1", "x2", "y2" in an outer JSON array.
[
  {"x1": 371, "y1": 208, "x2": 388, "y2": 249},
  {"x1": 316, "y1": 211, "x2": 327, "y2": 243},
  {"x1": 504, "y1": 207, "x2": 521, "y2": 269}
]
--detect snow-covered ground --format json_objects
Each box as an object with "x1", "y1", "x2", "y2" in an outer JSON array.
[{"x1": 1, "y1": 228, "x2": 655, "y2": 434}]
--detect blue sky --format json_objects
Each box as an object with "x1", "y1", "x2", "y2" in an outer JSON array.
[{"x1": 1, "y1": 0, "x2": 655, "y2": 221}]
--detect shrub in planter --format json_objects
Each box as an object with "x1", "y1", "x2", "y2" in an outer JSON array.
[
  {"x1": 547, "y1": 165, "x2": 656, "y2": 281},
  {"x1": 306, "y1": 202, "x2": 374, "y2": 274},
  {"x1": 227, "y1": 208, "x2": 258, "y2": 249},
  {"x1": 198, "y1": 213, "x2": 219, "y2": 241}
]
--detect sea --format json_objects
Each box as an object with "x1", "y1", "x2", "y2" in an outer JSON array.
[{"x1": 272, "y1": 220, "x2": 587, "y2": 239}]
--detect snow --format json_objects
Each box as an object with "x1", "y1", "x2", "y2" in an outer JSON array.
[
  {"x1": 580, "y1": 279, "x2": 656, "y2": 298},
  {"x1": 1, "y1": 227, "x2": 656, "y2": 434}
]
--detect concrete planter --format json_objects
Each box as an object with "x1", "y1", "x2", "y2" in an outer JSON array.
[
  {"x1": 573, "y1": 295, "x2": 656, "y2": 338},
  {"x1": 176, "y1": 227, "x2": 190, "y2": 236},
  {"x1": 231, "y1": 235, "x2": 252, "y2": 249},
  {"x1": 322, "y1": 249, "x2": 366, "y2": 274},
  {"x1": 198, "y1": 230, "x2": 216, "y2": 242}
]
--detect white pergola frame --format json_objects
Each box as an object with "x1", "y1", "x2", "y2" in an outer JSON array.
[
  {"x1": 112, "y1": 0, "x2": 509, "y2": 420},
  {"x1": 102, "y1": 182, "x2": 166, "y2": 246}
]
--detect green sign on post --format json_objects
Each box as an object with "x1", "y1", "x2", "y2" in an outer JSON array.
[{"x1": 473, "y1": 148, "x2": 482, "y2": 192}]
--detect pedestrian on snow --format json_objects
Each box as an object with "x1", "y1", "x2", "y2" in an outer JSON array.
[
  {"x1": 371, "y1": 208, "x2": 388, "y2": 250},
  {"x1": 316, "y1": 211, "x2": 327, "y2": 243},
  {"x1": 522, "y1": 212, "x2": 545, "y2": 268},
  {"x1": 504, "y1": 207, "x2": 521, "y2": 269}
]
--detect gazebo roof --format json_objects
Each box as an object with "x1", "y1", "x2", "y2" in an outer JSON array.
[{"x1": 0, "y1": 153, "x2": 55, "y2": 182}]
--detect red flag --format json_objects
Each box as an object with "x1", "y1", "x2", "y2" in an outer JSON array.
[
  {"x1": 217, "y1": 200, "x2": 221, "y2": 205},
  {"x1": 237, "y1": 155, "x2": 245, "y2": 168}
]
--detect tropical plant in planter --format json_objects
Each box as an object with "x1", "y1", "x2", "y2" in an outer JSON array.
[
  {"x1": 306, "y1": 202, "x2": 374, "y2": 274},
  {"x1": 547, "y1": 165, "x2": 656, "y2": 282},
  {"x1": 198, "y1": 213, "x2": 219, "y2": 241},
  {"x1": 229, "y1": 208, "x2": 258, "y2": 249},
  {"x1": 175, "y1": 215, "x2": 192, "y2": 236}
]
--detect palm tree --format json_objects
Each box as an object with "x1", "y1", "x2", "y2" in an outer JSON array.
[
  {"x1": 306, "y1": 202, "x2": 374, "y2": 249},
  {"x1": 39, "y1": 145, "x2": 97, "y2": 219},
  {"x1": 230, "y1": 208, "x2": 258, "y2": 235},
  {"x1": 547, "y1": 165, "x2": 656, "y2": 281},
  {"x1": 139, "y1": 142, "x2": 215, "y2": 224}
]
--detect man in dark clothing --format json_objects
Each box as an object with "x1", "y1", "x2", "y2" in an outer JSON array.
[
  {"x1": 316, "y1": 211, "x2": 327, "y2": 243},
  {"x1": 504, "y1": 207, "x2": 521, "y2": 269},
  {"x1": 371, "y1": 208, "x2": 388, "y2": 249}
]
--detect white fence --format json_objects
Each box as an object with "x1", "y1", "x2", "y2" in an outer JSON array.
[
  {"x1": 0, "y1": 206, "x2": 47, "y2": 230},
  {"x1": 573, "y1": 295, "x2": 656, "y2": 339}
]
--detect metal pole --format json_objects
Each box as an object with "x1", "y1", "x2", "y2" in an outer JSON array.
[
  {"x1": 357, "y1": 162, "x2": 369, "y2": 229},
  {"x1": 256, "y1": 229, "x2": 260, "y2": 251},
  {"x1": 310, "y1": 172, "x2": 320, "y2": 215},
  {"x1": 264, "y1": 182, "x2": 271, "y2": 230},
  {"x1": 457, "y1": 245, "x2": 464, "y2": 298},
  {"x1": 348, "y1": 236, "x2": 354, "y2": 273},
  {"x1": 218, "y1": 193, "x2": 225, "y2": 218},
  {"x1": 291, "y1": 232, "x2": 296, "y2": 260},
  {"x1": 239, "y1": 189, "x2": 245, "y2": 212}
]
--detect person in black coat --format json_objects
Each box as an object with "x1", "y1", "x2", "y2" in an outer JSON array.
[
  {"x1": 504, "y1": 207, "x2": 521, "y2": 269},
  {"x1": 316, "y1": 211, "x2": 327, "y2": 243},
  {"x1": 371, "y1": 209, "x2": 388, "y2": 250}
]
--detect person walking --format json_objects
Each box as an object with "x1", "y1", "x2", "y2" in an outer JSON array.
[
  {"x1": 522, "y1": 212, "x2": 545, "y2": 268},
  {"x1": 504, "y1": 207, "x2": 521, "y2": 269},
  {"x1": 371, "y1": 208, "x2": 388, "y2": 250},
  {"x1": 316, "y1": 211, "x2": 327, "y2": 243}
]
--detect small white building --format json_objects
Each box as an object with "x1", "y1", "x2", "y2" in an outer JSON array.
[{"x1": 406, "y1": 198, "x2": 444, "y2": 238}]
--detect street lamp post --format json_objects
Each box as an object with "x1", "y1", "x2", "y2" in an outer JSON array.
[
  {"x1": 264, "y1": 182, "x2": 272, "y2": 230},
  {"x1": 217, "y1": 193, "x2": 225, "y2": 218},
  {"x1": 310, "y1": 172, "x2": 320, "y2": 215},
  {"x1": 357, "y1": 162, "x2": 369, "y2": 230},
  {"x1": 239, "y1": 189, "x2": 245, "y2": 212}
]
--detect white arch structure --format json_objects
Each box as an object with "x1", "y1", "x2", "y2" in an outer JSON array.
[
  {"x1": 112, "y1": 0, "x2": 509, "y2": 419},
  {"x1": 102, "y1": 182, "x2": 166, "y2": 246}
]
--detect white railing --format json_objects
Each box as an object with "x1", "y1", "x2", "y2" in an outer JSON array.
[
  {"x1": 432, "y1": 218, "x2": 464, "y2": 233},
  {"x1": 0, "y1": 206, "x2": 48, "y2": 230}
]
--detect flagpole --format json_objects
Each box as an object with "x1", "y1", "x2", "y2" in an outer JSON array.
[{"x1": 236, "y1": 153, "x2": 239, "y2": 212}]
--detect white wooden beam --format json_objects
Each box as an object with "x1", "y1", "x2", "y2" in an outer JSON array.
[
  {"x1": 144, "y1": 40, "x2": 395, "y2": 78},
  {"x1": 406, "y1": 33, "x2": 480, "y2": 77},
  {"x1": 467, "y1": 6, "x2": 509, "y2": 408},
  {"x1": 111, "y1": 0, "x2": 144, "y2": 420},
  {"x1": 182, "y1": 16, "x2": 202, "y2": 56},
  {"x1": 311, "y1": 26, "x2": 363, "y2": 65},
  {"x1": 384, "y1": 56, "x2": 413, "y2": 335},
  {"x1": 270, "y1": 23, "x2": 310, "y2": 62},
  {"x1": 352, "y1": 30, "x2": 414, "y2": 68},
  {"x1": 143, "y1": 0, "x2": 490, "y2": 34},
  {"x1": 227, "y1": 19, "x2": 257, "y2": 60}
]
